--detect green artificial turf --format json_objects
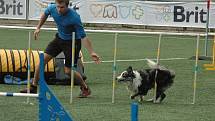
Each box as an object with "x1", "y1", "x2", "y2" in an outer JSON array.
[{"x1": 0, "y1": 28, "x2": 215, "y2": 121}]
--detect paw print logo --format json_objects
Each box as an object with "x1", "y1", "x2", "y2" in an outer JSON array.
[
  {"x1": 48, "y1": 105, "x2": 66, "y2": 121},
  {"x1": 156, "y1": 6, "x2": 172, "y2": 22},
  {"x1": 132, "y1": 5, "x2": 144, "y2": 20},
  {"x1": 162, "y1": 6, "x2": 172, "y2": 21}
]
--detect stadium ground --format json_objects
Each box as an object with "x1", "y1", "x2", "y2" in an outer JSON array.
[{"x1": 0, "y1": 28, "x2": 215, "y2": 121}]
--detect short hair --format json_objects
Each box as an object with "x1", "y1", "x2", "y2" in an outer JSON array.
[{"x1": 55, "y1": 0, "x2": 70, "y2": 6}]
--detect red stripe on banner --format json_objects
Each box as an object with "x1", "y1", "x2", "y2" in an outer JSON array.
[{"x1": 207, "y1": 0, "x2": 211, "y2": 9}]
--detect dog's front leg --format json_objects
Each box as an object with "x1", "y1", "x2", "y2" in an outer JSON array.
[
  {"x1": 130, "y1": 93, "x2": 139, "y2": 99},
  {"x1": 139, "y1": 95, "x2": 144, "y2": 102}
]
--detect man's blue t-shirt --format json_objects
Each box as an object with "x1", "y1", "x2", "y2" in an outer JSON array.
[{"x1": 44, "y1": 4, "x2": 86, "y2": 41}]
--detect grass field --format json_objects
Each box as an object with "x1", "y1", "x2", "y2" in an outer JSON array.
[{"x1": 0, "y1": 28, "x2": 215, "y2": 121}]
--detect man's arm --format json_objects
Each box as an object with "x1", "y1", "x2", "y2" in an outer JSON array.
[
  {"x1": 82, "y1": 37, "x2": 100, "y2": 64},
  {"x1": 34, "y1": 13, "x2": 48, "y2": 40},
  {"x1": 82, "y1": 37, "x2": 94, "y2": 54}
]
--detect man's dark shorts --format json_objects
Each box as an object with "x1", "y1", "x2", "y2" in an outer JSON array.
[{"x1": 45, "y1": 34, "x2": 81, "y2": 68}]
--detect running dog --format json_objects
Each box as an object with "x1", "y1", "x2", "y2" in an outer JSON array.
[{"x1": 116, "y1": 59, "x2": 175, "y2": 103}]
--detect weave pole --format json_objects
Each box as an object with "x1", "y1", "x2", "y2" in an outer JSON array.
[
  {"x1": 70, "y1": 32, "x2": 76, "y2": 104},
  {"x1": 112, "y1": 33, "x2": 118, "y2": 103},
  {"x1": 26, "y1": 31, "x2": 32, "y2": 104},
  {"x1": 192, "y1": 35, "x2": 200, "y2": 104},
  {"x1": 153, "y1": 34, "x2": 162, "y2": 103}
]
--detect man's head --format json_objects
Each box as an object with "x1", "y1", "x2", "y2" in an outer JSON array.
[{"x1": 55, "y1": 0, "x2": 70, "y2": 15}]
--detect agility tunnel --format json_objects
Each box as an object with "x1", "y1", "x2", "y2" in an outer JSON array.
[{"x1": 0, "y1": 49, "x2": 55, "y2": 84}]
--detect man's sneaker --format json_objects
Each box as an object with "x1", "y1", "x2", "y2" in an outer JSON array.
[
  {"x1": 20, "y1": 85, "x2": 37, "y2": 94},
  {"x1": 79, "y1": 86, "x2": 91, "y2": 98}
]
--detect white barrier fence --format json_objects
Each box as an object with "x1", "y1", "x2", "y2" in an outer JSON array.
[{"x1": 0, "y1": 25, "x2": 215, "y2": 36}]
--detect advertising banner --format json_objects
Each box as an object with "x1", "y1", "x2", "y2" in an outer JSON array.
[
  {"x1": 29, "y1": 0, "x2": 75, "y2": 21},
  {"x1": 28, "y1": 0, "x2": 215, "y2": 28},
  {"x1": 29, "y1": 0, "x2": 53, "y2": 20},
  {"x1": 0, "y1": 0, "x2": 26, "y2": 19}
]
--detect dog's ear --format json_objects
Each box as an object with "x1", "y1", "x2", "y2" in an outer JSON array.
[
  {"x1": 127, "y1": 66, "x2": 136, "y2": 79},
  {"x1": 127, "y1": 66, "x2": 133, "y2": 73}
]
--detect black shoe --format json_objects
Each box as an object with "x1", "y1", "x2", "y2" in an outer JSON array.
[{"x1": 20, "y1": 85, "x2": 37, "y2": 94}]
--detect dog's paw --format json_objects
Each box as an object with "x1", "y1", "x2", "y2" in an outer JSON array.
[
  {"x1": 138, "y1": 100, "x2": 144, "y2": 104},
  {"x1": 138, "y1": 96, "x2": 144, "y2": 102},
  {"x1": 138, "y1": 99, "x2": 144, "y2": 103},
  {"x1": 130, "y1": 95, "x2": 135, "y2": 99}
]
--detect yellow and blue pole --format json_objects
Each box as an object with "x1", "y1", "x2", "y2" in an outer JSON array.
[
  {"x1": 192, "y1": 35, "x2": 200, "y2": 104},
  {"x1": 112, "y1": 33, "x2": 118, "y2": 103},
  {"x1": 153, "y1": 34, "x2": 162, "y2": 103},
  {"x1": 27, "y1": 31, "x2": 32, "y2": 104},
  {"x1": 70, "y1": 32, "x2": 76, "y2": 104}
]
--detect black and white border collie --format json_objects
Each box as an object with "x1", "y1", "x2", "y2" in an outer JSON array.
[{"x1": 116, "y1": 59, "x2": 175, "y2": 103}]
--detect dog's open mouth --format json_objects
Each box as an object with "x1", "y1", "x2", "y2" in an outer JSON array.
[
  {"x1": 116, "y1": 77, "x2": 124, "y2": 82},
  {"x1": 116, "y1": 77, "x2": 132, "y2": 82}
]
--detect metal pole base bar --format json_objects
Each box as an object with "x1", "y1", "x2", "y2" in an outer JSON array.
[{"x1": 0, "y1": 92, "x2": 38, "y2": 98}]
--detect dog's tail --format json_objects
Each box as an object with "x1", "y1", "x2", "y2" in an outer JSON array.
[
  {"x1": 146, "y1": 58, "x2": 175, "y2": 78},
  {"x1": 146, "y1": 59, "x2": 167, "y2": 70}
]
